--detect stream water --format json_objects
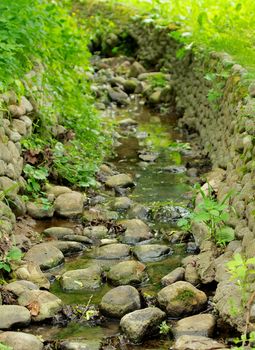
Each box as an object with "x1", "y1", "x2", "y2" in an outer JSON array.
[{"x1": 24, "y1": 98, "x2": 205, "y2": 349}]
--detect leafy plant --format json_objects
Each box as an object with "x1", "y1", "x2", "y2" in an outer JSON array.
[
  {"x1": 23, "y1": 164, "x2": 49, "y2": 198},
  {"x1": 0, "y1": 343, "x2": 13, "y2": 350},
  {"x1": 159, "y1": 321, "x2": 171, "y2": 335},
  {"x1": 0, "y1": 246, "x2": 23, "y2": 273}
]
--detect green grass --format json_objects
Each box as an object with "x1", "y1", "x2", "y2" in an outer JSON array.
[{"x1": 85, "y1": 0, "x2": 255, "y2": 78}]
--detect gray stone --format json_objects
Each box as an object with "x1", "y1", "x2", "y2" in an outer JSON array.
[
  {"x1": 128, "y1": 203, "x2": 149, "y2": 220},
  {"x1": 113, "y1": 197, "x2": 132, "y2": 210},
  {"x1": 46, "y1": 185, "x2": 72, "y2": 198},
  {"x1": 43, "y1": 227, "x2": 74, "y2": 239},
  {"x1": 25, "y1": 243, "x2": 64, "y2": 270},
  {"x1": 60, "y1": 340, "x2": 100, "y2": 350},
  {"x1": 173, "y1": 335, "x2": 226, "y2": 349},
  {"x1": 63, "y1": 235, "x2": 93, "y2": 244},
  {"x1": 133, "y1": 244, "x2": 172, "y2": 262},
  {"x1": 129, "y1": 62, "x2": 146, "y2": 78},
  {"x1": 49, "y1": 241, "x2": 84, "y2": 256},
  {"x1": 20, "y1": 96, "x2": 33, "y2": 113},
  {"x1": 12, "y1": 119, "x2": 27, "y2": 135},
  {"x1": 185, "y1": 263, "x2": 200, "y2": 285},
  {"x1": 54, "y1": 191, "x2": 84, "y2": 217},
  {"x1": 105, "y1": 174, "x2": 134, "y2": 188},
  {"x1": 26, "y1": 201, "x2": 54, "y2": 219},
  {"x1": 161, "y1": 267, "x2": 185, "y2": 286},
  {"x1": 18, "y1": 290, "x2": 62, "y2": 322},
  {"x1": 0, "y1": 332, "x2": 43, "y2": 350},
  {"x1": 124, "y1": 79, "x2": 139, "y2": 93},
  {"x1": 107, "y1": 260, "x2": 147, "y2": 286},
  {"x1": 15, "y1": 262, "x2": 50, "y2": 289},
  {"x1": 108, "y1": 87, "x2": 129, "y2": 105},
  {"x1": 118, "y1": 118, "x2": 138, "y2": 127},
  {"x1": 120, "y1": 219, "x2": 152, "y2": 244},
  {"x1": 5, "y1": 280, "x2": 39, "y2": 296},
  {"x1": 83, "y1": 225, "x2": 108, "y2": 239},
  {"x1": 93, "y1": 243, "x2": 130, "y2": 260},
  {"x1": 120, "y1": 307, "x2": 165, "y2": 343},
  {"x1": 0, "y1": 305, "x2": 31, "y2": 329},
  {"x1": 157, "y1": 281, "x2": 207, "y2": 317},
  {"x1": 61, "y1": 266, "x2": 102, "y2": 291},
  {"x1": 100, "y1": 285, "x2": 141, "y2": 318},
  {"x1": 174, "y1": 314, "x2": 216, "y2": 338}
]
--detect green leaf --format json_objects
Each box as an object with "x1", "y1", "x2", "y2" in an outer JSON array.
[
  {"x1": 6, "y1": 247, "x2": 23, "y2": 261},
  {"x1": 216, "y1": 226, "x2": 235, "y2": 246}
]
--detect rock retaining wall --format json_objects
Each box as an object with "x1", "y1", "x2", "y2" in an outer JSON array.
[{"x1": 126, "y1": 19, "x2": 255, "y2": 330}]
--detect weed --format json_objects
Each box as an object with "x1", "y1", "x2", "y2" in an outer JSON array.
[
  {"x1": 174, "y1": 289, "x2": 195, "y2": 304},
  {"x1": 159, "y1": 321, "x2": 171, "y2": 335},
  {"x1": 0, "y1": 344, "x2": 13, "y2": 350},
  {"x1": 0, "y1": 246, "x2": 23, "y2": 274}
]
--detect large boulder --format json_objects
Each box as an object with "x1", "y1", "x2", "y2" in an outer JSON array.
[
  {"x1": 105, "y1": 174, "x2": 134, "y2": 188},
  {"x1": 120, "y1": 219, "x2": 152, "y2": 244},
  {"x1": 107, "y1": 260, "x2": 147, "y2": 286},
  {"x1": 54, "y1": 191, "x2": 84, "y2": 217},
  {"x1": 93, "y1": 243, "x2": 130, "y2": 260},
  {"x1": 61, "y1": 266, "x2": 102, "y2": 291},
  {"x1": 133, "y1": 244, "x2": 172, "y2": 262},
  {"x1": 174, "y1": 314, "x2": 216, "y2": 338},
  {"x1": 100, "y1": 285, "x2": 141, "y2": 318},
  {"x1": 120, "y1": 307, "x2": 165, "y2": 343},
  {"x1": 157, "y1": 281, "x2": 207, "y2": 317},
  {"x1": 24, "y1": 243, "x2": 64, "y2": 270},
  {"x1": 173, "y1": 335, "x2": 226, "y2": 350},
  {"x1": 18, "y1": 290, "x2": 62, "y2": 322},
  {"x1": 0, "y1": 305, "x2": 31, "y2": 330},
  {"x1": 0, "y1": 332, "x2": 43, "y2": 350}
]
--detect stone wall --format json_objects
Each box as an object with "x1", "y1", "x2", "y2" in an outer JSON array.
[{"x1": 126, "y1": 19, "x2": 255, "y2": 330}]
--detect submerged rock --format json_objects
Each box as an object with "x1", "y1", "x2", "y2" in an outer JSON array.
[
  {"x1": 61, "y1": 266, "x2": 102, "y2": 291},
  {"x1": 0, "y1": 305, "x2": 31, "y2": 330},
  {"x1": 100, "y1": 285, "x2": 141, "y2": 318},
  {"x1": 133, "y1": 244, "x2": 172, "y2": 262},
  {"x1": 120, "y1": 219, "x2": 152, "y2": 244},
  {"x1": 24, "y1": 243, "x2": 64, "y2": 270},
  {"x1": 157, "y1": 281, "x2": 207, "y2": 317},
  {"x1": 0, "y1": 332, "x2": 43, "y2": 350},
  {"x1": 107, "y1": 260, "x2": 147, "y2": 286},
  {"x1": 120, "y1": 307, "x2": 165, "y2": 343}
]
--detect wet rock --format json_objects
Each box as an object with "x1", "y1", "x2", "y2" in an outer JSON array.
[
  {"x1": 0, "y1": 332, "x2": 43, "y2": 350},
  {"x1": 120, "y1": 219, "x2": 152, "y2": 244},
  {"x1": 128, "y1": 62, "x2": 146, "y2": 78},
  {"x1": 63, "y1": 235, "x2": 93, "y2": 244},
  {"x1": 15, "y1": 262, "x2": 50, "y2": 289},
  {"x1": 83, "y1": 225, "x2": 108, "y2": 239},
  {"x1": 107, "y1": 260, "x2": 147, "y2": 286},
  {"x1": 187, "y1": 242, "x2": 198, "y2": 254},
  {"x1": 43, "y1": 227, "x2": 74, "y2": 240},
  {"x1": 157, "y1": 281, "x2": 207, "y2": 317},
  {"x1": 18, "y1": 290, "x2": 62, "y2": 322},
  {"x1": 138, "y1": 152, "x2": 158, "y2": 162},
  {"x1": 161, "y1": 267, "x2": 185, "y2": 286},
  {"x1": 152, "y1": 205, "x2": 190, "y2": 223},
  {"x1": 173, "y1": 335, "x2": 226, "y2": 349},
  {"x1": 61, "y1": 266, "x2": 102, "y2": 291},
  {"x1": 108, "y1": 87, "x2": 129, "y2": 106},
  {"x1": 162, "y1": 165, "x2": 186, "y2": 174},
  {"x1": 26, "y1": 201, "x2": 54, "y2": 219},
  {"x1": 105, "y1": 174, "x2": 134, "y2": 188},
  {"x1": 48, "y1": 241, "x2": 84, "y2": 256},
  {"x1": 54, "y1": 191, "x2": 84, "y2": 217},
  {"x1": 174, "y1": 314, "x2": 216, "y2": 338},
  {"x1": 5, "y1": 280, "x2": 39, "y2": 296},
  {"x1": 60, "y1": 340, "x2": 100, "y2": 350},
  {"x1": 113, "y1": 197, "x2": 132, "y2": 210},
  {"x1": 118, "y1": 118, "x2": 138, "y2": 127},
  {"x1": 24, "y1": 243, "x2": 64, "y2": 270},
  {"x1": 120, "y1": 307, "x2": 165, "y2": 343},
  {"x1": 128, "y1": 203, "x2": 149, "y2": 221},
  {"x1": 133, "y1": 244, "x2": 172, "y2": 262},
  {"x1": 100, "y1": 285, "x2": 141, "y2": 318},
  {"x1": 93, "y1": 243, "x2": 130, "y2": 260},
  {"x1": 0, "y1": 305, "x2": 31, "y2": 329}
]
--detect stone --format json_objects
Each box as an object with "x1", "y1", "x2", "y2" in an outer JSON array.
[
  {"x1": 0, "y1": 305, "x2": 31, "y2": 329},
  {"x1": 0, "y1": 177, "x2": 19, "y2": 197},
  {"x1": 18, "y1": 290, "x2": 62, "y2": 322},
  {"x1": 24, "y1": 243, "x2": 64, "y2": 270},
  {"x1": 100, "y1": 285, "x2": 141, "y2": 318},
  {"x1": 20, "y1": 96, "x2": 33, "y2": 113},
  {"x1": 157, "y1": 281, "x2": 207, "y2": 317},
  {"x1": 54, "y1": 191, "x2": 84, "y2": 217},
  {"x1": 128, "y1": 203, "x2": 149, "y2": 220},
  {"x1": 174, "y1": 314, "x2": 216, "y2": 338},
  {"x1": 107, "y1": 260, "x2": 147, "y2": 286},
  {"x1": 63, "y1": 235, "x2": 93, "y2": 244},
  {"x1": 120, "y1": 219, "x2": 152, "y2": 244},
  {"x1": 138, "y1": 152, "x2": 158, "y2": 162},
  {"x1": 133, "y1": 244, "x2": 172, "y2": 262},
  {"x1": 124, "y1": 79, "x2": 139, "y2": 93},
  {"x1": 105, "y1": 174, "x2": 134, "y2": 188},
  {"x1": 83, "y1": 207, "x2": 118, "y2": 221},
  {"x1": 93, "y1": 243, "x2": 130, "y2": 260},
  {"x1": 118, "y1": 118, "x2": 138, "y2": 127},
  {"x1": 61, "y1": 266, "x2": 102, "y2": 291},
  {"x1": 185, "y1": 263, "x2": 200, "y2": 285},
  {"x1": 113, "y1": 197, "x2": 132, "y2": 210},
  {"x1": 43, "y1": 227, "x2": 74, "y2": 239},
  {"x1": 15, "y1": 262, "x2": 50, "y2": 289},
  {"x1": 46, "y1": 185, "x2": 72, "y2": 197},
  {"x1": 5, "y1": 280, "x2": 39, "y2": 296},
  {"x1": 120, "y1": 307, "x2": 165, "y2": 343},
  {"x1": 108, "y1": 87, "x2": 129, "y2": 105},
  {"x1": 48, "y1": 240, "x2": 84, "y2": 255},
  {"x1": 173, "y1": 335, "x2": 226, "y2": 349},
  {"x1": 60, "y1": 340, "x2": 100, "y2": 350},
  {"x1": 12, "y1": 119, "x2": 27, "y2": 135},
  {"x1": 129, "y1": 62, "x2": 146, "y2": 78},
  {"x1": 100, "y1": 238, "x2": 118, "y2": 246},
  {"x1": 161, "y1": 267, "x2": 185, "y2": 286},
  {"x1": 149, "y1": 90, "x2": 162, "y2": 104},
  {"x1": 26, "y1": 201, "x2": 54, "y2": 219},
  {"x1": 83, "y1": 225, "x2": 108, "y2": 239},
  {"x1": 0, "y1": 332, "x2": 43, "y2": 350}
]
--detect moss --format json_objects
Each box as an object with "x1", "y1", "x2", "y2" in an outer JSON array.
[{"x1": 173, "y1": 289, "x2": 195, "y2": 304}]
